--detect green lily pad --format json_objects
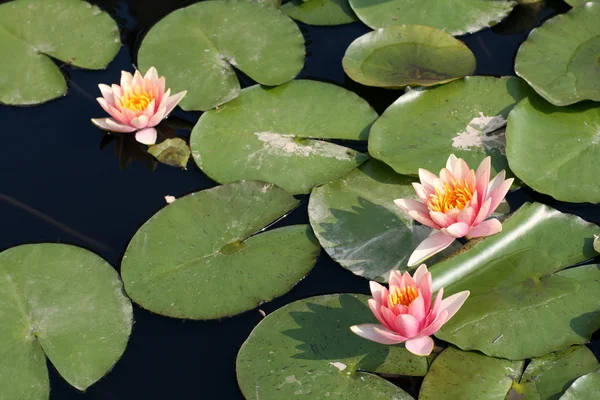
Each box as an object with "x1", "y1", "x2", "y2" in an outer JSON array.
[
  {"x1": 0, "y1": 244, "x2": 132, "y2": 399},
  {"x1": 564, "y1": 0, "x2": 593, "y2": 6},
  {"x1": 347, "y1": 0, "x2": 517, "y2": 35},
  {"x1": 148, "y1": 138, "x2": 190, "y2": 169},
  {"x1": 505, "y1": 91, "x2": 600, "y2": 203},
  {"x1": 515, "y1": 3, "x2": 600, "y2": 106},
  {"x1": 420, "y1": 347, "x2": 524, "y2": 400},
  {"x1": 342, "y1": 26, "x2": 476, "y2": 88},
  {"x1": 137, "y1": 0, "x2": 305, "y2": 111},
  {"x1": 516, "y1": 345, "x2": 599, "y2": 399},
  {"x1": 369, "y1": 76, "x2": 527, "y2": 178},
  {"x1": 0, "y1": 0, "x2": 120, "y2": 105},
  {"x1": 237, "y1": 293, "x2": 429, "y2": 399},
  {"x1": 190, "y1": 80, "x2": 377, "y2": 195},
  {"x1": 595, "y1": 235, "x2": 600, "y2": 253},
  {"x1": 560, "y1": 369, "x2": 600, "y2": 400},
  {"x1": 121, "y1": 181, "x2": 320, "y2": 320},
  {"x1": 308, "y1": 160, "x2": 461, "y2": 282},
  {"x1": 281, "y1": 0, "x2": 358, "y2": 26},
  {"x1": 432, "y1": 202, "x2": 600, "y2": 360}
]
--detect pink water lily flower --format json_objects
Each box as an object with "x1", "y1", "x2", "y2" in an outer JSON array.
[
  {"x1": 351, "y1": 265, "x2": 469, "y2": 356},
  {"x1": 395, "y1": 154, "x2": 513, "y2": 267},
  {"x1": 91, "y1": 67, "x2": 186, "y2": 145}
]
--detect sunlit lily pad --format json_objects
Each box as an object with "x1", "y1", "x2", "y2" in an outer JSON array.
[
  {"x1": 420, "y1": 347, "x2": 523, "y2": 400},
  {"x1": 121, "y1": 181, "x2": 320, "y2": 320},
  {"x1": 342, "y1": 26, "x2": 476, "y2": 88},
  {"x1": 506, "y1": 91, "x2": 600, "y2": 203},
  {"x1": 308, "y1": 160, "x2": 460, "y2": 281},
  {"x1": 348, "y1": 0, "x2": 517, "y2": 35},
  {"x1": 369, "y1": 76, "x2": 527, "y2": 178},
  {"x1": 0, "y1": 244, "x2": 132, "y2": 399},
  {"x1": 190, "y1": 80, "x2": 377, "y2": 195},
  {"x1": 281, "y1": 0, "x2": 358, "y2": 25},
  {"x1": 237, "y1": 293, "x2": 429, "y2": 399},
  {"x1": 515, "y1": 3, "x2": 600, "y2": 105},
  {"x1": 0, "y1": 0, "x2": 120, "y2": 105},
  {"x1": 137, "y1": 0, "x2": 305, "y2": 111},
  {"x1": 560, "y1": 369, "x2": 600, "y2": 400},
  {"x1": 432, "y1": 203, "x2": 600, "y2": 360}
]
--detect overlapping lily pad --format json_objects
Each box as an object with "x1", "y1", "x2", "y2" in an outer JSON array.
[
  {"x1": 0, "y1": 244, "x2": 132, "y2": 400},
  {"x1": 308, "y1": 160, "x2": 460, "y2": 281},
  {"x1": 369, "y1": 76, "x2": 527, "y2": 177},
  {"x1": 148, "y1": 138, "x2": 190, "y2": 169},
  {"x1": 237, "y1": 293, "x2": 429, "y2": 399},
  {"x1": 281, "y1": 0, "x2": 358, "y2": 25},
  {"x1": 432, "y1": 202, "x2": 600, "y2": 360},
  {"x1": 560, "y1": 370, "x2": 600, "y2": 400},
  {"x1": 0, "y1": 0, "x2": 120, "y2": 105},
  {"x1": 419, "y1": 347, "x2": 523, "y2": 400},
  {"x1": 515, "y1": 3, "x2": 600, "y2": 105},
  {"x1": 137, "y1": 0, "x2": 305, "y2": 111},
  {"x1": 506, "y1": 92, "x2": 600, "y2": 203},
  {"x1": 190, "y1": 80, "x2": 377, "y2": 194},
  {"x1": 342, "y1": 26, "x2": 476, "y2": 88},
  {"x1": 347, "y1": 0, "x2": 517, "y2": 35},
  {"x1": 121, "y1": 181, "x2": 320, "y2": 320}
]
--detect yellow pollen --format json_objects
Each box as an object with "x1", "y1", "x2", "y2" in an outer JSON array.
[
  {"x1": 388, "y1": 286, "x2": 419, "y2": 308},
  {"x1": 428, "y1": 179, "x2": 473, "y2": 213},
  {"x1": 120, "y1": 86, "x2": 154, "y2": 111}
]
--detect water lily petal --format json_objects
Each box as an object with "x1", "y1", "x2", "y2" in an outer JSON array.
[
  {"x1": 412, "y1": 183, "x2": 430, "y2": 203},
  {"x1": 394, "y1": 198, "x2": 429, "y2": 214},
  {"x1": 439, "y1": 168, "x2": 455, "y2": 184},
  {"x1": 369, "y1": 281, "x2": 388, "y2": 305},
  {"x1": 405, "y1": 336, "x2": 434, "y2": 356},
  {"x1": 408, "y1": 294, "x2": 426, "y2": 323},
  {"x1": 350, "y1": 324, "x2": 407, "y2": 345},
  {"x1": 131, "y1": 115, "x2": 149, "y2": 130},
  {"x1": 91, "y1": 118, "x2": 136, "y2": 133},
  {"x1": 412, "y1": 264, "x2": 428, "y2": 284},
  {"x1": 420, "y1": 309, "x2": 449, "y2": 336},
  {"x1": 429, "y1": 287, "x2": 444, "y2": 321},
  {"x1": 419, "y1": 168, "x2": 438, "y2": 190},
  {"x1": 467, "y1": 218, "x2": 502, "y2": 239},
  {"x1": 441, "y1": 222, "x2": 470, "y2": 238},
  {"x1": 144, "y1": 66, "x2": 158, "y2": 81},
  {"x1": 457, "y1": 206, "x2": 476, "y2": 226},
  {"x1": 488, "y1": 178, "x2": 514, "y2": 213},
  {"x1": 164, "y1": 90, "x2": 187, "y2": 115},
  {"x1": 473, "y1": 198, "x2": 492, "y2": 226},
  {"x1": 388, "y1": 270, "x2": 402, "y2": 292},
  {"x1": 132, "y1": 69, "x2": 144, "y2": 89},
  {"x1": 418, "y1": 271, "x2": 433, "y2": 311},
  {"x1": 407, "y1": 210, "x2": 440, "y2": 230},
  {"x1": 395, "y1": 314, "x2": 420, "y2": 338},
  {"x1": 380, "y1": 305, "x2": 399, "y2": 331},
  {"x1": 446, "y1": 154, "x2": 458, "y2": 171},
  {"x1": 453, "y1": 158, "x2": 469, "y2": 180},
  {"x1": 98, "y1": 84, "x2": 115, "y2": 105},
  {"x1": 487, "y1": 170, "x2": 506, "y2": 197},
  {"x1": 476, "y1": 156, "x2": 491, "y2": 203},
  {"x1": 430, "y1": 211, "x2": 455, "y2": 228},
  {"x1": 408, "y1": 232, "x2": 455, "y2": 267},
  {"x1": 148, "y1": 107, "x2": 167, "y2": 127},
  {"x1": 120, "y1": 71, "x2": 133, "y2": 91},
  {"x1": 143, "y1": 99, "x2": 157, "y2": 118},
  {"x1": 440, "y1": 290, "x2": 470, "y2": 321},
  {"x1": 135, "y1": 127, "x2": 157, "y2": 145}
]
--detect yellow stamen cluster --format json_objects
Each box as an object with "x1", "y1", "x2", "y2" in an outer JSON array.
[
  {"x1": 428, "y1": 179, "x2": 473, "y2": 213},
  {"x1": 120, "y1": 86, "x2": 153, "y2": 111},
  {"x1": 388, "y1": 285, "x2": 419, "y2": 307}
]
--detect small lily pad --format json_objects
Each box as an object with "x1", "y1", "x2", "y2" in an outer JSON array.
[
  {"x1": 121, "y1": 181, "x2": 321, "y2": 320},
  {"x1": 560, "y1": 369, "x2": 600, "y2": 400},
  {"x1": 190, "y1": 80, "x2": 377, "y2": 195},
  {"x1": 148, "y1": 138, "x2": 190, "y2": 169},
  {"x1": 0, "y1": 244, "x2": 132, "y2": 399},
  {"x1": 0, "y1": 0, "x2": 120, "y2": 105},
  {"x1": 237, "y1": 294, "x2": 428, "y2": 399},
  {"x1": 342, "y1": 26, "x2": 476, "y2": 88},
  {"x1": 281, "y1": 0, "x2": 358, "y2": 25},
  {"x1": 137, "y1": 0, "x2": 305, "y2": 111}
]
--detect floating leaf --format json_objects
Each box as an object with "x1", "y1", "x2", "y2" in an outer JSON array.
[
  {"x1": 0, "y1": 244, "x2": 132, "y2": 399},
  {"x1": 347, "y1": 0, "x2": 516, "y2": 35},
  {"x1": 190, "y1": 80, "x2": 377, "y2": 195},
  {"x1": 0, "y1": 0, "x2": 120, "y2": 105},
  {"x1": 281, "y1": 0, "x2": 358, "y2": 26},
  {"x1": 137, "y1": 0, "x2": 305, "y2": 111},
  {"x1": 121, "y1": 181, "x2": 320, "y2": 320},
  {"x1": 432, "y1": 203, "x2": 600, "y2": 360},
  {"x1": 342, "y1": 26, "x2": 476, "y2": 88},
  {"x1": 516, "y1": 345, "x2": 599, "y2": 399},
  {"x1": 420, "y1": 347, "x2": 523, "y2": 400},
  {"x1": 147, "y1": 138, "x2": 191, "y2": 169},
  {"x1": 560, "y1": 369, "x2": 600, "y2": 400},
  {"x1": 308, "y1": 160, "x2": 460, "y2": 281},
  {"x1": 595, "y1": 235, "x2": 600, "y2": 253},
  {"x1": 564, "y1": 0, "x2": 591, "y2": 6},
  {"x1": 506, "y1": 91, "x2": 600, "y2": 203},
  {"x1": 515, "y1": 3, "x2": 600, "y2": 105},
  {"x1": 369, "y1": 76, "x2": 527, "y2": 178},
  {"x1": 237, "y1": 293, "x2": 428, "y2": 399}
]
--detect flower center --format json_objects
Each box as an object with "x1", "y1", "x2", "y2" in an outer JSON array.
[
  {"x1": 120, "y1": 86, "x2": 154, "y2": 111},
  {"x1": 388, "y1": 285, "x2": 419, "y2": 307},
  {"x1": 428, "y1": 180, "x2": 473, "y2": 213}
]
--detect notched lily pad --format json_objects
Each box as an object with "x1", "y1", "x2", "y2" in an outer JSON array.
[
  {"x1": 121, "y1": 181, "x2": 321, "y2": 320},
  {"x1": 0, "y1": 0, "x2": 120, "y2": 105},
  {"x1": 281, "y1": 0, "x2": 358, "y2": 26},
  {"x1": 342, "y1": 26, "x2": 476, "y2": 88},
  {"x1": 148, "y1": 138, "x2": 190, "y2": 169}
]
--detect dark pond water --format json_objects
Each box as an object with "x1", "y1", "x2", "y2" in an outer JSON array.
[{"x1": 2, "y1": 0, "x2": 600, "y2": 398}]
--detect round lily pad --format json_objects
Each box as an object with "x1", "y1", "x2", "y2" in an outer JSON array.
[
  {"x1": 0, "y1": 0, "x2": 120, "y2": 105},
  {"x1": 190, "y1": 80, "x2": 377, "y2": 195},
  {"x1": 419, "y1": 347, "x2": 524, "y2": 400},
  {"x1": 342, "y1": 26, "x2": 476, "y2": 88},
  {"x1": 515, "y1": 3, "x2": 600, "y2": 105},
  {"x1": 369, "y1": 76, "x2": 527, "y2": 177},
  {"x1": 506, "y1": 91, "x2": 600, "y2": 203},
  {"x1": 137, "y1": 0, "x2": 305, "y2": 111},
  {"x1": 432, "y1": 202, "x2": 600, "y2": 360},
  {"x1": 308, "y1": 160, "x2": 461, "y2": 282},
  {"x1": 560, "y1": 369, "x2": 600, "y2": 400},
  {"x1": 237, "y1": 293, "x2": 429, "y2": 399},
  {"x1": 121, "y1": 181, "x2": 320, "y2": 320},
  {"x1": 281, "y1": 0, "x2": 358, "y2": 26},
  {"x1": 347, "y1": 0, "x2": 517, "y2": 35},
  {"x1": 0, "y1": 244, "x2": 132, "y2": 399}
]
